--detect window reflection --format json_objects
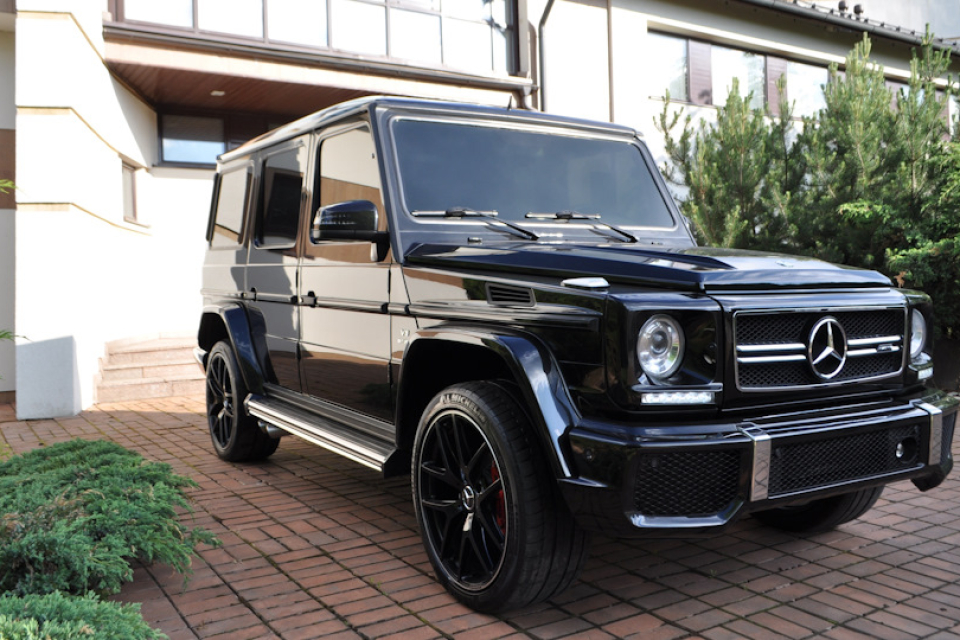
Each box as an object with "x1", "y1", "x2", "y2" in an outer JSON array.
[
  {"x1": 117, "y1": 0, "x2": 513, "y2": 76},
  {"x1": 390, "y1": 9, "x2": 442, "y2": 65},
  {"x1": 442, "y1": 18, "x2": 492, "y2": 74},
  {"x1": 787, "y1": 61, "x2": 828, "y2": 118},
  {"x1": 393, "y1": 120, "x2": 675, "y2": 229},
  {"x1": 712, "y1": 45, "x2": 765, "y2": 110},
  {"x1": 648, "y1": 33, "x2": 688, "y2": 101},
  {"x1": 330, "y1": 0, "x2": 387, "y2": 56},
  {"x1": 161, "y1": 115, "x2": 226, "y2": 164},
  {"x1": 124, "y1": 0, "x2": 193, "y2": 27},
  {"x1": 268, "y1": 0, "x2": 328, "y2": 46},
  {"x1": 198, "y1": 0, "x2": 263, "y2": 37}
]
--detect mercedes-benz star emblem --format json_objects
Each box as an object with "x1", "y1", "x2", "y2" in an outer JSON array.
[{"x1": 807, "y1": 317, "x2": 847, "y2": 380}]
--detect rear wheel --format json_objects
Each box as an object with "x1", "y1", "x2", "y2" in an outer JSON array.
[
  {"x1": 205, "y1": 341, "x2": 279, "y2": 462},
  {"x1": 752, "y1": 486, "x2": 884, "y2": 534},
  {"x1": 412, "y1": 381, "x2": 589, "y2": 612}
]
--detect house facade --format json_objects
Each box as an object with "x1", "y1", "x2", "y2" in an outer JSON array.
[{"x1": 0, "y1": 0, "x2": 955, "y2": 418}]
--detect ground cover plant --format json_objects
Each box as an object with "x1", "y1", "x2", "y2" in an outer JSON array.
[
  {"x1": 0, "y1": 592, "x2": 164, "y2": 640},
  {"x1": 0, "y1": 439, "x2": 217, "y2": 638}
]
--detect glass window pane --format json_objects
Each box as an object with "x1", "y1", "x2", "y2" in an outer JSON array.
[
  {"x1": 122, "y1": 164, "x2": 136, "y2": 222},
  {"x1": 212, "y1": 169, "x2": 249, "y2": 247},
  {"x1": 259, "y1": 148, "x2": 306, "y2": 246},
  {"x1": 390, "y1": 9, "x2": 441, "y2": 64},
  {"x1": 442, "y1": 0, "x2": 489, "y2": 20},
  {"x1": 124, "y1": 0, "x2": 193, "y2": 27},
  {"x1": 198, "y1": 0, "x2": 263, "y2": 38},
  {"x1": 162, "y1": 115, "x2": 225, "y2": 165},
  {"x1": 268, "y1": 0, "x2": 327, "y2": 46},
  {"x1": 442, "y1": 17, "x2": 491, "y2": 73},
  {"x1": 490, "y1": 0, "x2": 507, "y2": 26},
  {"x1": 712, "y1": 45, "x2": 764, "y2": 110},
  {"x1": 786, "y1": 61, "x2": 827, "y2": 118},
  {"x1": 319, "y1": 128, "x2": 384, "y2": 218},
  {"x1": 648, "y1": 33, "x2": 688, "y2": 101},
  {"x1": 331, "y1": 0, "x2": 387, "y2": 56},
  {"x1": 392, "y1": 120, "x2": 675, "y2": 228},
  {"x1": 492, "y1": 27, "x2": 508, "y2": 74}
]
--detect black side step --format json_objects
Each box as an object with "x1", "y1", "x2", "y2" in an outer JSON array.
[{"x1": 245, "y1": 394, "x2": 396, "y2": 472}]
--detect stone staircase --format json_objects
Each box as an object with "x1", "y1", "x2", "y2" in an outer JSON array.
[{"x1": 96, "y1": 334, "x2": 205, "y2": 403}]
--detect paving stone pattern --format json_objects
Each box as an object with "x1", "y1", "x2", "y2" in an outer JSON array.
[{"x1": 2, "y1": 396, "x2": 960, "y2": 639}]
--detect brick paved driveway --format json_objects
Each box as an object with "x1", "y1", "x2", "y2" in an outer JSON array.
[{"x1": 2, "y1": 396, "x2": 960, "y2": 640}]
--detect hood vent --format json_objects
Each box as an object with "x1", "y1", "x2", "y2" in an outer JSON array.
[{"x1": 486, "y1": 283, "x2": 535, "y2": 307}]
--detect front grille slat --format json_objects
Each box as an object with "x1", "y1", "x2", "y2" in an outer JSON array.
[{"x1": 735, "y1": 308, "x2": 905, "y2": 391}]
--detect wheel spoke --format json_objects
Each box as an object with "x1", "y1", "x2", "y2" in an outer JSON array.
[
  {"x1": 465, "y1": 441, "x2": 490, "y2": 479},
  {"x1": 417, "y1": 403, "x2": 509, "y2": 590}
]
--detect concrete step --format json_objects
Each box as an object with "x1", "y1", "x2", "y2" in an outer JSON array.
[
  {"x1": 96, "y1": 376, "x2": 206, "y2": 404},
  {"x1": 96, "y1": 334, "x2": 205, "y2": 403}
]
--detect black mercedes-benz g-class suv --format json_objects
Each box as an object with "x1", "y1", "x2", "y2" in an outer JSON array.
[{"x1": 198, "y1": 96, "x2": 957, "y2": 612}]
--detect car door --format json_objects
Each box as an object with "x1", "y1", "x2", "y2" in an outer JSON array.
[
  {"x1": 245, "y1": 137, "x2": 310, "y2": 392},
  {"x1": 298, "y1": 122, "x2": 394, "y2": 424}
]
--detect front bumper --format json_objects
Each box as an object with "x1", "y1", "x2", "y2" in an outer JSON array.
[{"x1": 561, "y1": 389, "x2": 958, "y2": 537}]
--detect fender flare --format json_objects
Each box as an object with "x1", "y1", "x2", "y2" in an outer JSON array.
[
  {"x1": 399, "y1": 326, "x2": 581, "y2": 478},
  {"x1": 198, "y1": 303, "x2": 270, "y2": 395}
]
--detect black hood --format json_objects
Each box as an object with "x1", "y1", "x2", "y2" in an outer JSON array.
[{"x1": 405, "y1": 243, "x2": 892, "y2": 292}]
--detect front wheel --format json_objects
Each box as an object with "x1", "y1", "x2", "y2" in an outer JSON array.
[
  {"x1": 412, "y1": 381, "x2": 589, "y2": 612},
  {"x1": 752, "y1": 486, "x2": 884, "y2": 534}
]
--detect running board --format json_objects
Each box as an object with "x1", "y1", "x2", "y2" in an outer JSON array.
[{"x1": 245, "y1": 394, "x2": 396, "y2": 473}]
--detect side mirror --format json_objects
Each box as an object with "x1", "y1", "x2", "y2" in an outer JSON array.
[{"x1": 312, "y1": 200, "x2": 381, "y2": 241}]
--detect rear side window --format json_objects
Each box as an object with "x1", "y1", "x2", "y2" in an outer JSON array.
[
  {"x1": 257, "y1": 144, "x2": 308, "y2": 247},
  {"x1": 210, "y1": 167, "x2": 249, "y2": 248}
]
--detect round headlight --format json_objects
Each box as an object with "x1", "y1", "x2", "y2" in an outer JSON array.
[
  {"x1": 910, "y1": 309, "x2": 927, "y2": 358},
  {"x1": 638, "y1": 314, "x2": 685, "y2": 380}
]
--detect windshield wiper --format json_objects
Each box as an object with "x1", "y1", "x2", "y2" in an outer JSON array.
[
  {"x1": 526, "y1": 210, "x2": 639, "y2": 243},
  {"x1": 412, "y1": 207, "x2": 540, "y2": 241}
]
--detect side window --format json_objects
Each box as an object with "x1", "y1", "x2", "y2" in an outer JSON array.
[
  {"x1": 318, "y1": 126, "x2": 385, "y2": 218},
  {"x1": 257, "y1": 145, "x2": 308, "y2": 247},
  {"x1": 210, "y1": 167, "x2": 249, "y2": 248}
]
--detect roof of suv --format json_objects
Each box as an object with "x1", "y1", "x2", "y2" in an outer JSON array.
[{"x1": 218, "y1": 96, "x2": 639, "y2": 165}]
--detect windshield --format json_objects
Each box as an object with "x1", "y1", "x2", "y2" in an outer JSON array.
[{"x1": 391, "y1": 119, "x2": 677, "y2": 229}]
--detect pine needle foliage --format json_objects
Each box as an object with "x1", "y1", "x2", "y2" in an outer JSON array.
[
  {"x1": 0, "y1": 592, "x2": 165, "y2": 640},
  {"x1": 0, "y1": 439, "x2": 217, "y2": 597}
]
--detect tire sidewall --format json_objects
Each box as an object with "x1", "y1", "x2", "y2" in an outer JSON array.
[
  {"x1": 412, "y1": 383, "x2": 533, "y2": 610},
  {"x1": 206, "y1": 341, "x2": 247, "y2": 459}
]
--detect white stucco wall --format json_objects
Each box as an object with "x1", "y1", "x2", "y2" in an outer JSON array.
[
  {"x1": 14, "y1": 3, "x2": 212, "y2": 418},
  {"x1": 0, "y1": 29, "x2": 15, "y2": 393}
]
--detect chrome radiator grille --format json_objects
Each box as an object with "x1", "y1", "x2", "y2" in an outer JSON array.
[{"x1": 734, "y1": 308, "x2": 905, "y2": 391}]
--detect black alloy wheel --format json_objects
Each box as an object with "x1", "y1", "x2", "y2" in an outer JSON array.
[
  {"x1": 417, "y1": 405, "x2": 508, "y2": 591},
  {"x1": 206, "y1": 345, "x2": 236, "y2": 451},
  {"x1": 412, "y1": 381, "x2": 589, "y2": 612},
  {"x1": 205, "y1": 341, "x2": 279, "y2": 462}
]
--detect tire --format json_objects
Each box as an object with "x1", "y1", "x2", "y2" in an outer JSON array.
[
  {"x1": 752, "y1": 486, "x2": 884, "y2": 534},
  {"x1": 205, "y1": 341, "x2": 279, "y2": 462},
  {"x1": 412, "y1": 381, "x2": 590, "y2": 612}
]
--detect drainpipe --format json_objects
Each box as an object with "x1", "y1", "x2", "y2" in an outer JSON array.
[{"x1": 538, "y1": 0, "x2": 557, "y2": 111}]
